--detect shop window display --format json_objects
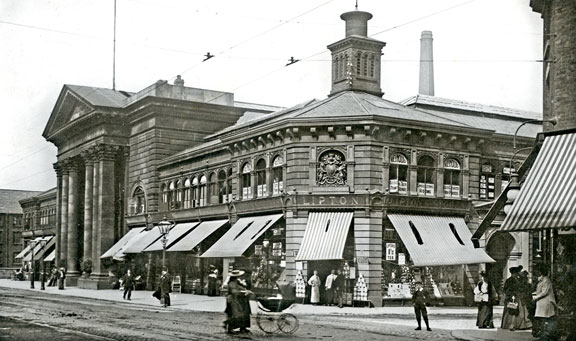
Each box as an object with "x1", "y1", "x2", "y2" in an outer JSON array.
[{"x1": 389, "y1": 153, "x2": 408, "y2": 194}]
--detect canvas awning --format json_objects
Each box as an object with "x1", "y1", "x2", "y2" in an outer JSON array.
[
  {"x1": 501, "y1": 132, "x2": 576, "y2": 232},
  {"x1": 100, "y1": 227, "x2": 145, "y2": 259},
  {"x1": 201, "y1": 214, "x2": 283, "y2": 258},
  {"x1": 388, "y1": 214, "x2": 495, "y2": 267},
  {"x1": 33, "y1": 236, "x2": 55, "y2": 261},
  {"x1": 23, "y1": 236, "x2": 53, "y2": 262},
  {"x1": 167, "y1": 219, "x2": 228, "y2": 252},
  {"x1": 295, "y1": 212, "x2": 353, "y2": 261},
  {"x1": 44, "y1": 249, "x2": 56, "y2": 262},
  {"x1": 15, "y1": 244, "x2": 32, "y2": 259},
  {"x1": 117, "y1": 226, "x2": 162, "y2": 257},
  {"x1": 143, "y1": 222, "x2": 201, "y2": 252}
]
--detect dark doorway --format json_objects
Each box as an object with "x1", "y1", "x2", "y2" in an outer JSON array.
[
  {"x1": 308, "y1": 260, "x2": 343, "y2": 305},
  {"x1": 486, "y1": 232, "x2": 515, "y2": 302}
]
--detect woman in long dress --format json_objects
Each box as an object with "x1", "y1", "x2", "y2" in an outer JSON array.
[
  {"x1": 224, "y1": 270, "x2": 253, "y2": 334},
  {"x1": 474, "y1": 271, "x2": 496, "y2": 328},
  {"x1": 308, "y1": 270, "x2": 321, "y2": 305},
  {"x1": 501, "y1": 266, "x2": 532, "y2": 330}
]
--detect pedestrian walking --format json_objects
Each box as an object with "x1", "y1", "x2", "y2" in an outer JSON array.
[
  {"x1": 57, "y1": 267, "x2": 66, "y2": 290},
  {"x1": 122, "y1": 269, "x2": 135, "y2": 300},
  {"x1": 308, "y1": 270, "x2": 321, "y2": 305},
  {"x1": 412, "y1": 281, "x2": 432, "y2": 331},
  {"x1": 474, "y1": 271, "x2": 496, "y2": 329},
  {"x1": 159, "y1": 269, "x2": 171, "y2": 307},
  {"x1": 224, "y1": 270, "x2": 253, "y2": 334},
  {"x1": 502, "y1": 266, "x2": 533, "y2": 331},
  {"x1": 532, "y1": 264, "x2": 558, "y2": 340},
  {"x1": 324, "y1": 269, "x2": 337, "y2": 306}
]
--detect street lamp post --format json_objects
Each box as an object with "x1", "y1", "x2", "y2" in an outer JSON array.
[
  {"x1": 39, "y1": 239, "x2": 47, "y2": 290},
  {"x1": 156, "y1": 216, "x2": 173, "y2": 269},
  {"x1": 29, "y1": 240, "x2": 36, "y2": 289}
]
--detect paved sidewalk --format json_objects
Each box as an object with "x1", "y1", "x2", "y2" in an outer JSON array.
[{"x1": 0, "y1": 279, "x2": 537, "y2": 340}]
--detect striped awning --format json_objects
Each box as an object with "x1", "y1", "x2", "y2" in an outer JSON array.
[
  {"x1": 15, "y1": 244, "x2": 32, "y2": 259},
  {"x1": 167, "y1": 219, "x2": 228, "y2": 252},
  {"x1": 201, "y1": 214, "x2": 283, "y2": 258},
  {"x1": 100, "y1": 227, "x2": 145, "y2": 259},
  {"x1": 143, "y1": 222, "x2": 200, "y2": 252},
  {"x1": 33, "y1": 236, "x2": 55, "y2": 261},
  {"x1": 23, "y1": 236, "x2": 53, "y2": 262},
  {"x1": 388, "y1": 214, "x2": 495, "y2": 267},
  {"x1": 44, "y1": 249, "x2": 56, "y2": 262},
  {"x1": 501, "y1": 132, "x2": 576, "y2": 231},
  {"x1": 295, "y1": 212, "x2": 353, "y2": 261}
]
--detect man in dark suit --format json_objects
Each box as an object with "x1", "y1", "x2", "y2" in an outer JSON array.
[{"x1": 412, "y1": 281, "x2": 432, "y2": 331}]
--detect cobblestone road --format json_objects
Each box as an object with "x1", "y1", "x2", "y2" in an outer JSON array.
[{"x1": 0, "y1": 287, "x2": 461, "y2": 340}]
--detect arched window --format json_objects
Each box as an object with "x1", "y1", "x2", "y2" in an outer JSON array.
[
  {"x1": 444, "y1": 158, "x2": 461, "y2": 198},
  {"x1": 255, "y1": 159, "x2": 267, "y2": 198},
  {"x1": 389, "y1": 153, "x2": 408, "y2": 194},
  {"x1": 272, "y1": 155, "x2": 284, "y2": 195},
  {"x1": 479, "y1": 163, "x2": 495, "y2": 200},
  {"x1": 356, "y1": 52, "x2": 362, "y2": 76},
  {"x1": 317, "y1": 150, "x2": 347, "y2": 186},
  {"x1": 417, "y1": 155, "x2": 435, "y2": 196},
  {"x1": 362, "y1": 53, "x2": 368, "y2": 76},
  {"x1": 191, "y1": 177, "x2": 199, "y2": 207},
  {"x1": 217, "y1": 170, "x2": 227, "y2": 204},
  {"x1": 227, "y1": 168, "x2": 234, "y2": 202},
  {"x1": 132, "y1": 187, "x2": 146, "y2": 214},
  {"x1": 174, "y1": 179, "x2": 182, "y2": 209},
  {"x1": 242, "y1": 163, "x2": 252, "y2": 199},
  {"x1": 183, "y1": 178, "x2": 191, "y2": 209},
  {"x1": 199, "y1": 175, "x2": 207, "y2": 206},
  {"x1": 209, "y1": 172, "x2": 218, "y2": 204},
  {"x1": 161, "y1": 183, "x2": 168, "y2": 204},
  {"x1": 369, "y1": 54, "x2": 375, "y2": 78}
]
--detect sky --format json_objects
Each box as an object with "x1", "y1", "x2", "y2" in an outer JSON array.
[{"x1": 0, "y1": 0, "x2": 543, "y2": 191}]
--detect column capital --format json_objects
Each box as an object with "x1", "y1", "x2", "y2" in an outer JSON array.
[
  {"x1": 94, "y1": 144, "x2": 120, "y2": 161},
  {"x1": 53, "y1": 162, "x2": 63, "y2": 176}
]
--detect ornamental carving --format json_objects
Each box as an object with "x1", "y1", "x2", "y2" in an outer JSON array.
[{"x1": 317, "y1": 151, "x2": 347, "y2": 186}]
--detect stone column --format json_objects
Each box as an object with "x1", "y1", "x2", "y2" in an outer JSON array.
[
  {"x1": 67, "y1": 161, "x2": 80, "y2": 278},
  {"x1": 53, "y1": 163, "x2": 63, "y2": 267},
  {"x1": 91, "y1": 152, "x2": 100, "y2": 263},
  {"x1": 92, "y1": 145, "x2": 117, "y2": 280},
  {"x1": 83, "y1": 154, "x2": 94, "y2": 262},
  {"x1": 60, "y1": 164, "x2": 69, "y2": 263}
]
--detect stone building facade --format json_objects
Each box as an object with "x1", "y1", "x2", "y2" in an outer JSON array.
[
  {"x1": 36, "y1": 8, "x2": 545, "y2": 305},
  {"x1": 0, "y1": 189, "x2": 43, "y2": 270}
]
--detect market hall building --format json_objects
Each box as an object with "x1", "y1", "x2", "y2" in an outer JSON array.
[{"x1": 34, "y1": 8, "x2": 543, "y2": 306}]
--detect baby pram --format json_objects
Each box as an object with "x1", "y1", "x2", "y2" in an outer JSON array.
[{"x1": 255, "y1": 281, "x2": 299, "y2": 334}]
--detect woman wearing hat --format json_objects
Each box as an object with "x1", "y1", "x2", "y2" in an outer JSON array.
[
  {"x1": 224, "y1": 269, "x2": 253, "y2": 334},
  {"x1": 502, "y1": 265, "x2": 532, "y2": 331},
  {"x1": 474, "y1": 271, "x2": 496, "y2": 328}
]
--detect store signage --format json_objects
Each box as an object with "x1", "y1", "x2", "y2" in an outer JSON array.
[
  {"x1": 398, "y1": 253, "x2": 406, "y2": 265},
  {"x1": 298, "y1": 195, "x2": 364, "y2": 206},
  {"x1": 386, "y1": 243, "x2": 396, "y2": 261}
]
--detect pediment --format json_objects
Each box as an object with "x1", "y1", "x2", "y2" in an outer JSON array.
[{"x1": 43, "y1": 86, "x2": 96, "y2": 139}]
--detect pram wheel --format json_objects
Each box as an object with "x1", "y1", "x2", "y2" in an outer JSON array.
[
  {"x1": 256, "y1": 315, "x2": 279, "y2": 334},
  {"x1": 278, "y1": 313, "x2": 299, "y2": 334}
]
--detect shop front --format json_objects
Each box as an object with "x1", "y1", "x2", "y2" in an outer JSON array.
[
  {"x1": 200, "y1": 213, "x2": 285, "y2": 296},
  {"x1": 383, "y1": 214, "x2": 494, "y2": 306},
  {"x1": 294, "y1": 211, "x2": 360, "y2": 306}
]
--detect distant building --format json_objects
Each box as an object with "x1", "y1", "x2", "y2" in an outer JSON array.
[{"x1": 0, "y1": 189, "x2": 43, "y2": 269}]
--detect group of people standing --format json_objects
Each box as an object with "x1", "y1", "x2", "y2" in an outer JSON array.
[
  {"x1": 307, "y1": 269, "x2": 345, "y2": 307},
  {"x1": 474, "y1": 264, "x2": 560, "y2": 340}
]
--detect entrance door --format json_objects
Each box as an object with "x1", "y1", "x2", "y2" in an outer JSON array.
[
  {"x1": 486, "y1": 232, "x2": 515, "y2": 302},
  {"x1": 308, "y1": 260, "x2": 342, "y2": 305}
]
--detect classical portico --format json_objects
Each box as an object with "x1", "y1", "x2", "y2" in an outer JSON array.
[{"x1": 52, "y1": 144, "x2": 124, "y2": 287}]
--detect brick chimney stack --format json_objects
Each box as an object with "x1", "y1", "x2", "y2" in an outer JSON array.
[{"x1": 418, "y1": 31, "x2": 435, "y2": 96}]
